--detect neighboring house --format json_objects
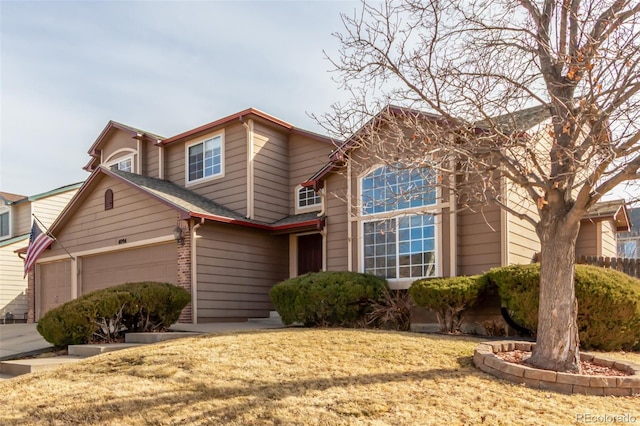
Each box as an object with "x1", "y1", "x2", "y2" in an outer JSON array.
[
  {"x1": 26, "y1": 109, "x2": 335, "y2": 323},
  {"x1": 0, "y1": 183, "x2": 82, "y2": 321},
  {"x1": 617, "y1": 207, "x2": 640, "y2": 258},
  {"x1": 25, "y1": 106, "x2": 628, "y2": 325}
]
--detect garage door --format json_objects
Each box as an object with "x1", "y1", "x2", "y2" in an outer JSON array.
[
  {"x1": 81, "y1": 243, "x2": 177, "y2": 294},
  {"x1": 39, "y1": 260, "x2": 72, "y2": 318}
]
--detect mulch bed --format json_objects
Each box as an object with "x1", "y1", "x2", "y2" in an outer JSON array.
[{"x1": 496, "y1": 350, "x2": 631, "y2": 376}]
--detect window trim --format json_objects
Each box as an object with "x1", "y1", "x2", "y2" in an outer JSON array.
[
  {"x1": 185, "y1": 130, "x2": 225, "y2": 186},
  {"x1": 295, "y1": 184, "x2": 322, "y2": 214},
  {"x1": 357, "y1": 164, "x2": 443, "y2": 288},
  {"x1": 105, "y1": 149, "x2": 136, "y2": 173},
  {"x1": 0, "y1": 207, "x2": 11, "y2": 240}
]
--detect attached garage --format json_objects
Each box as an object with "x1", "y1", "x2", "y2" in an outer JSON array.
[
  {"x1": 81, "y1": 243, "x2": 177, "y2": 294},
  {"x1": 37, "y1": 260, "x2": 73, "y2": 319}
]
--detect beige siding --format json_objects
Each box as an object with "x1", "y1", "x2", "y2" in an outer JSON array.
[
  {"x1": 37, "y1": 260, "x2": 72, "y2": 318},
  {"x1": 196, "y1": 222, "x2": 288, "y2": 321},
  {"x1": 41, "y1": 176, "x2": 177, "y2": 259},
  {"x1": 12, "y1": 202, "x2": 32, "y2": 237},
  {"x1": 289, "y1": 134, "x2": 333, "y2": 215},
  {"x1": 457, "y1": 203, "x2": 501, "y2": 275},
  {"x1": 144, "y1": 140, "x2": 160, "y2": 178},
  {"x1": 325, "y1": 172, "x2": 349, "y2": 271},
  {"x1": 101, "y1": 128, "x2": 138, "y2": 164},
  {"x1": 166, "y1": 124, "x2": 248, "y2": 216},
  {"x1": 253, "y1": 122, "x2": 289, "y2": 222},
  {"x1": 506, "y1": 182, "x2": 540, "y2": 265},
  {"x1": 601, "y1": 220, "x2": 617, "y2": 257},
  {"x1": 81, "y1": 243, "x2": 177, "y2": 294},
  {"x1": 0, "y1": 238, "x2": 29, "y2": 317},
  {"x1": 32, "y1": 189, "x2": 79, "y2": 230},
  {"x1": 576, "y1": 222, "x2": 597, "y2": 258}
]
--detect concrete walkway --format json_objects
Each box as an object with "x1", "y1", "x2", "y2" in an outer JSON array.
[{"x1": 0, "y1": 324, "x2": 53, "y2": 361}]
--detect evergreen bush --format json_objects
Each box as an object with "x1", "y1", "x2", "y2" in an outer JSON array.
[
  {"x1": 269, "y1": 271, "x2": 389, "y2": 327},
  {"x1": 409, "y1": 275, "x2": 485, "y2": 333},
  {"x1": 37, "y1": 281, "x2": 190, "y2": 347},
  {"x1": 484, "y1": 264, "x2": 640, "y2": 351}
]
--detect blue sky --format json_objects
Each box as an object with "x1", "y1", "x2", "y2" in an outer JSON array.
[{"x1": 1, "y1": 0, "x2": 357, "y2": 196}]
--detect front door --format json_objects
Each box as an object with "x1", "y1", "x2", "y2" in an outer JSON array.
[{"x1": 297, "y1": 233, "x2": 323, "y2": 275}]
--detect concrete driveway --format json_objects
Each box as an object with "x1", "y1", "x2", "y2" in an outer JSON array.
[{"x1": 0, "y1": 324, "x2": 53, "y2": 361}]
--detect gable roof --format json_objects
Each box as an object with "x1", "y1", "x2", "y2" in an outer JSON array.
[
  {"x1": 0, "y1": 192, "x2": 27, "y2": 204},
  {"x1": 583, "y1": 199, "x2": 630, "y2": 232},
  {"x1": 303, "y1": 104, "x2": 555, "y2": 189},
  {"x1": 45, "y1": 167, "x2": 324, "y2": 239},
  {"x1": 84, "y1": 121, "x2": 166, "y2": 172},
  {"x1": 160, "y1": 107, "x2": 335, "y2": 146}
]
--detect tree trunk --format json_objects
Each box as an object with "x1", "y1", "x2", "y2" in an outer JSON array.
[{"x1": 527, "y1": 216, "x2": 581, "y2": 373}]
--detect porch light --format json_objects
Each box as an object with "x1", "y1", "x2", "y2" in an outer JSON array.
[{"x1": 173, "y1": 225, "x2": 185, "y2": 246}]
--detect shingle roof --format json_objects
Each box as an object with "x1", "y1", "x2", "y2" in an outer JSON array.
[
  {"x1": 478, "y1": 104, "x2": 550, "y2": 133},
  {"x1": 0, "y1": 192, "x2": 27, "y2": 203},
  {"x1": 583, "y1": 199, "x2": 630, "y2": 232},
  {"x1": 106, "y1": 168, "x2": 324, "y2": 231},
  {"x1": 107, "y1": 168, "x2": 264, "y2": 225}
]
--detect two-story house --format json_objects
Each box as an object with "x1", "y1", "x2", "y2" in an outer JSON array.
[
  {"x1": 1, "y1": 183, "x2": 81, "y2": 321},
  {"x1": 25, "y1": 106, "x2": 628, "y2": 325},
  {"x1": 27, "y1": 109, "x2": 334, "y2": 323}
]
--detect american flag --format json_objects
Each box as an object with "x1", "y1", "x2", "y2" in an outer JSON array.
[{"x1": 23, "y1": 221, "x2": 54, "y2": 278}]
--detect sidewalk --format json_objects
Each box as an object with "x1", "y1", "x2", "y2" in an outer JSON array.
[{"x1": 0, "y1": 324, "x2": 53, "y2": 361}]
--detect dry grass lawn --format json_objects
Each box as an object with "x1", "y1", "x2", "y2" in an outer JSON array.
[{"x1": 0, "y1": 329, "x2": 638, "y2": 425}]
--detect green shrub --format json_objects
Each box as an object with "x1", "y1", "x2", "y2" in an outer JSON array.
[
  {"x1": 269, "y1": 271, "x2": 389, "y2": 327},
  {"x1": 484, "y1": 264, "x2": 640, "y2": 351},
  {"x1": 409, "y1": 275, "x2": 485, "y2": 333},
  {"x1": 37, "y1": 282, "x2": 190, "y2": 347}
]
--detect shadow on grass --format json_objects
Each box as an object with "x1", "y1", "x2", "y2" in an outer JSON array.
[{"x1": 5, "y1": 365, "x2": 481, "y2": 425}]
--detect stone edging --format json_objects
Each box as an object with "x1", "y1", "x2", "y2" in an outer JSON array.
[{"x1": 473, "y1": 341, "x2": 640, "y2": 396}]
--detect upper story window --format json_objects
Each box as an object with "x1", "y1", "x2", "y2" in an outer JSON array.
[
  {"x1": 0, "y1": 209, "x2": 10, "y2": 239},
  {"x1": 105, "y1": 150, "x2": 136, "y2": 173},
  {"x1": 361, "y1": 165, "x2": 436, "y2": 215},
  {"x1": 297, "y1": 185, "x2": 322, "y2": 211},
  {"x1": 110, "y1": 157, "x2": 132, "y2": 172},
  {"x1": 359, "y1": 164, "x2": 439, "y2": 281},
  {"x1": 186, "y1": 133, "x2": 224, "y2": 184}
]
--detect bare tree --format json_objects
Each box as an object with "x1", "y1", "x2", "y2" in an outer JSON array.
[{"x1": 318, "y1": 0, "x2": 640, "y2": 372}]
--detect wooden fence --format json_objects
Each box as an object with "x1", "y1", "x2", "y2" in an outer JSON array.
[{"x1": 577, "y1": 256, "x2": 640, "y2": 279}]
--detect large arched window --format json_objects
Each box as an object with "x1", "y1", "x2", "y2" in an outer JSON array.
[{"x1": 360, "y1": 165, "x2": 438, "y2": 280}]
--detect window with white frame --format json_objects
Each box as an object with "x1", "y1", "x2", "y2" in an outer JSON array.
[
  {"x1": 109, "y1": 156, "x2": 133, "y2": 172},
  {"x1": 0, "y1": 210, "x2": 10, "y2": 239},
  {"x1": 361, "y1": 164, "x2": 438, "y2": 280},
  {"x1": 297, "y1": 185, "x2": 322, "y2": 210},
  {"x1": 187, "y1": 134, "x2": 223, "y2": 183}
]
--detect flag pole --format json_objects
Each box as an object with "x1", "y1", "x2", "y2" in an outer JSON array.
[{"x1": 32, "y1": 214, "x2": 75, "y2": 261}]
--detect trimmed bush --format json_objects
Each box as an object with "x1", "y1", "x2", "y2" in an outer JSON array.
[
  {"x1": 269, "y1": 271, "x2": 389, "y2": 327},
  {"x1": 409, "y1": 275, "x2": 485, "y2": 333},
  {"x1": 484, "y1": 264, "x2": 640, "y2": 351},
  {"x1": 37, "y1": 282, "x2": 190, "y2": 347}
]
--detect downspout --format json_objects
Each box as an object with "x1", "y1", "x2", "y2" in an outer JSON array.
[
  {"x1": 191, "y1": 217, "x2": 204, "y2": 324},
  {"x1": 242, "y1": 118, "x2": 255, "y2": 219},
  {"x1": 500, "y1": 176, "x2": 509, "y2": 266},
  {"x1": 158, "y1": 142, "x2": 165, "y2": 179},
  {"x1": 449, "y1": 159, "x2": 457, "y2": 276},
  {"x1": 347, "y1": 159, "x2": 353, "y2": 271}
]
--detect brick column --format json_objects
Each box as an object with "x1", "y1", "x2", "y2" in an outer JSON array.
[
  {"x1": 27, "y1": 268, "x2": 36, "y2": 323},
  {"x1": 176, "y1": 219, "x2": 193, "y2": 323}
]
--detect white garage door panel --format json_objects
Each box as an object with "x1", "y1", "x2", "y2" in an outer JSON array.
[{"x1": 81, "y1": 244, "x2": 177, "y2": 294}]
